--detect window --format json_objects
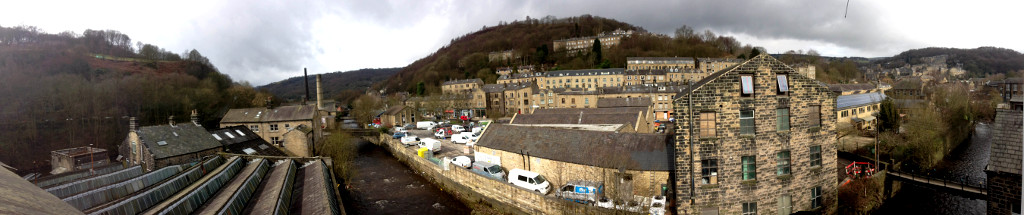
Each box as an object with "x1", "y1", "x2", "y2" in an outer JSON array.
[
  {"x1": 561, "y1": 98, "x2": 566, "y2": 104},
  {"x1": 776, "y1": 151, "x2": 791, "y2": 175},
  {"x1": 740, "y1": 109, "x2": 755, "y2": 135},
  {"x1": 284, "y1": 124, "x2": 290, "y2": 130},
  {"x1": 776, "y1": 108, "x2": 790, "y2": 131},
  {"x1": 271, "y1": 137, "x2": 282, "y2": 146},
  {"x1": 548, "y1": 99, "x2": 553, "y2": 104},
  {"x1": 270, "y1": 124, "x2": 279, "y2": 132},
  {"x1": 701, "y1": 159, "x2": 718, "y2": 184},
  {"x1": 811, "y1": 186, "x2": 822, "y2": 208},
  {"x1": 572, "y1": 98, "x2": 576, "y2": 104},
  {"x1": 584, "y1": 98, "x2": 589, "y2": 104},
  {"x1": 808, "y1": 106, "x2": 821, "y2": 128},
  {"x1": 249, "y1": 125, "x2": 259, "y2": 132},
  {"x1": 777, "y1": 194, "x2": 792, "y2": 215},
  {"x1": 742, "y1": 202, "x2": 757, "y2": 215},
  {"x1": 741, "y1": 75, "x2": 754, "y2": 95},
  {"x1": 841, "y1": 110, "x2": 849, "y2": 118},
  {"x1": 810, "y1": 146, "x2": 822, "y2": 167},
  {"x1": 700, "y1": 112, "x2": 716, "y2": 138},
  {"x1": 777, "y1": 75, "x2": 789, "y2": 93},
  {"x1": 742, "y1": 156, "x2": 757, "y2": 180}
]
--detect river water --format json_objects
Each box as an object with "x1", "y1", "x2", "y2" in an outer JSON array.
[
  {"x1": 875, "y1": 123, "x2": 991, "y2": 214},
  {"x1": 338, "y1": 139, "x2": 471, "y2": 215}
]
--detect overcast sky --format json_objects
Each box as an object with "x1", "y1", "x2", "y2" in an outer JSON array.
[{"x1": 2, "y1": 0, "x2": 1021, "y2": 85}]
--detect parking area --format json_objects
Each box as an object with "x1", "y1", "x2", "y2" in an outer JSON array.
[{"x1": 403, "y1": 129, "x2": 474, "y2": 158}]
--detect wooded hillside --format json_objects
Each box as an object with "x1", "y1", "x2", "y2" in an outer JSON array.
[
  {"x1": 0, "y1": 26, "x2": 269, "y2": 172},
  {"x1": 378, "y1": 15, "x2": 754, "y2": 94},
  {"x1": 259, "y1": 68, "x2": 400, "y2": 104},
  {"x1": 877, "y1": 47, "x2": 1024, "y2": 77}
]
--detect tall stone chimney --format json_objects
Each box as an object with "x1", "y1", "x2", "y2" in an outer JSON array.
[
  {"x1": 191, "y1": 110, "x2": 200, "y2": 126},
  {"x1": 303, "y1": 68, "x2": 309, "y2": 105},
  {"x1": 129, "y1": 117, "x2": 137, "y2": 131},
  {"x1": 168, "y1": 116, "x2": 176, "y2": 127},
  {"x1": 316, "y1": 74, "x2": 323, "y2": 110}
]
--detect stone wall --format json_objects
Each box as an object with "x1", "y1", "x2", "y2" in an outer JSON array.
[
  {"x1": 369, "y1": 134, "x2": 642, "y2": 215},
  {"x1": 674, "y1": 56, "x2": 838, "y2": 214},
  {"x1": 986, "y1": 171, "x2": 1022, "y2": 214}
]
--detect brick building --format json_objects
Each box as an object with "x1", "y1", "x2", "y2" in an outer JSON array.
[
  {"x1": 673, "y1": 54, "x2": 837, "y2": 214},
  {"x1": 552, "y1": 29, "x2": 633, "y2": 54},
  {"x1": 985, "y1": 106, "x2": 1023, "y2": 214},
  {"x1": 540, "y1": 68, "x2": 625, "y2": 91},
  {"x1": 696, "y1": 58, "x2": 744, "y2": 73}
]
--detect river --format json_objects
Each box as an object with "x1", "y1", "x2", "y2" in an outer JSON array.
[
  {"x1": 338, "y1": 139, "x2": 471, "y2": 215},
  {"x1": 875, "y1": 123, "x2": 991, "y2": 214}
]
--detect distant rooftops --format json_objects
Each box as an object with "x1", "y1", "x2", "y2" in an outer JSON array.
[
  {"x1": 627, "y1": 57, "x2": 695, "y2": 63},
  {"x1": 442, "y1": 78, "x2": 483, "y2": 86}
]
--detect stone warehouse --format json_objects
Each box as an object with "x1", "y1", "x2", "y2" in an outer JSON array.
[
  {"x1": 985, "y1": 106, "x2": 1023, "y2": 214},
  {"x1": 673, "y1": 54, "x2": 838, "y2": 214},
  {"x1": 121, "y1": 116, "x2": 223, "y2": 171},
  {"x1": 474, "y1": 124, "x2": 672, "y2": 198},
  {"x1": 219, "y1": 104, "x2": 323, "y2": 156}
]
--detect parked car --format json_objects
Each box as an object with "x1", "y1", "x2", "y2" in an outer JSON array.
[
  {"x1": 434, "y1": 128, "x2": 454, "y2": 139},
  {"x1": 391, "y1": 132, "x2": 407, "y2": 139},
  {"x1": 451, "y1": 124, "x2": 466, "y2": 133},
  {"x1": 470, "y1": 161, "x2": 506, "y2": 180},
  {"x1": 400, "y1": 135, "x2": 420, "y2": 146},
  {"x1": 451, "y1": 156, "x2": 471, "y2": 168},
  {"x1": 451, "y1": 132, "x2": 473, "y2": 144},
  {"x1": 417, "y1": 138, "x2": 441, "y2": 152},
  {"x1": 467, "y1": 132, "x2": 482, "y2": 141},
  {"x1": 416, "y1": 121, "x2": 438, "y2": 130},
  {"x1": 402, "y1": 124, "x2": 415, "y2": 129},
  {"x1": 393, "y1": 127, "x2": 407, "y2": 133},
  {"x1": 556, "y1": 180, "x2": 604, "y2": 204},
  {"x1": 508, "y1": 169, "x2": 551, "y2": 194}
]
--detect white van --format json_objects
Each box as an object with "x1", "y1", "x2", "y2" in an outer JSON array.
[
  {"x1": 508, "y1": 169, "x2": 551, "y2": 194},
  {"x1": 416, "y1": 121, "x2": 438, "y2": 130},
  {"x1": 451, "y1": 124, "x2": 466, "y2": 133},
  {"x1": 451, "y1": 132, "x2": 473, "y2": 144},
  {"x1": 417, "y1": 138, "x2": 441, "y2": 152}
]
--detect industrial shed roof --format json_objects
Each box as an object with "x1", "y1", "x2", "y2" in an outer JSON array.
[{"x1": 476, "y1": 124, "x2": 671, "y2": 171}]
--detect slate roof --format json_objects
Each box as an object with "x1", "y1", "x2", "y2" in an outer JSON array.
[
  {"x1": 0, "y1": 166, "x2": 83, "y2": 214},
  {"x1": 512, "y1": 107, "x2": 646, "y2": 127},
  {"x1": 893, "y1": 79, "x2": 923, "y2": 90},
  {"x1": 624, "y1": 70, "x2": 668, "y2": 75},
  {"x1": 442, "y1": 78, "x2": 483, "y2": 86},
  {"x1": 476, "y1": 124, "x2": 671, "y2": 171},
  {"x1": 221, "y1": 105, "x2": 317, "y2": 123},
  {"x1": 210, "y1": 126, "x2": 287, "y2": 156},
  {"x1": 546, "y1": 68, "x2": 624, "y2": 77},
  {"x1": 482, "y1": 84, "x2": 506, "y2": 93},
  {"x1": 828, "y1": 83, "x2": 877, "y2": 93},
  {"x1": 597, "y1": 97, "x2": 651, "y2": 108},
  {"x1": 988, "y1": 108, "x2": 1024, "y2": 175},
  {"x1": 837, "y1": 92, "x2": 887, "y2": 109},
  {"x1": 675, "y1": 54, "x2": 830, "y2": 98},
  {"x1": 137, "y1": 124, "x2": 222, "y2": 159},
  {"x1": 382, "y1": 105, "x2": 409, "y2": 115}
]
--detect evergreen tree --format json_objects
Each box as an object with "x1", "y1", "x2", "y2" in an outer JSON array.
[{"x1": 878, "y1": 98, "x2": 901, "y2": 132}]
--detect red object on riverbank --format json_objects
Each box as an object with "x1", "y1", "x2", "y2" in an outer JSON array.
[{"x1": 846, "y1": 161, "x2": 876, "y2": 179}]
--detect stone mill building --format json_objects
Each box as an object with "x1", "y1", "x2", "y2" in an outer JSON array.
[{"x1": 673, "y1": 54, "x2": 838, "y2": 214}]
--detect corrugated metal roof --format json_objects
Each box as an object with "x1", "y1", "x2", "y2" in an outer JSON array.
[
  {"x1": 476, "y1": 124, "x2": 671, "y2": 171},
  {"x1": 836, "y1": 92, "x2": 886, "y2": 109}
]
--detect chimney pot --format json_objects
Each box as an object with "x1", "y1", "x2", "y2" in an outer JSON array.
[
  {"x1": 191, "y1": 110, "x2": 200, "y2": 126},
  {"x1": 129, "y1": 117, "x2": 137, "y2": 131}
]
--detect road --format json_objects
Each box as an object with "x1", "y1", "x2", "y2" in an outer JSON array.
[{"x1": 403, "y1": 129, "x2": 475, "y2": 159}]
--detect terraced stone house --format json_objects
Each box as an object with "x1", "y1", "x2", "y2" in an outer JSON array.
[{"x1": 673, "y1": 54, "x2": 838, "y2": 214}]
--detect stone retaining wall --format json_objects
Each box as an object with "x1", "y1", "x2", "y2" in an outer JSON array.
[{"x1": 366, "y1": 134, "x2": 640, "y2": 215}]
